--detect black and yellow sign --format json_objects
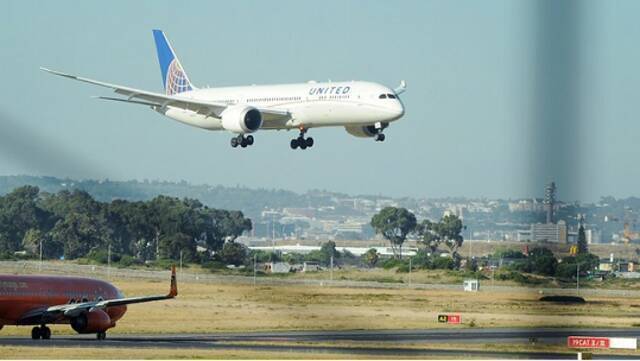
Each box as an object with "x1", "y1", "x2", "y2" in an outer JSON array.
[{"x1": 438, "y1": 314, "x2": 448, "y2": 323}]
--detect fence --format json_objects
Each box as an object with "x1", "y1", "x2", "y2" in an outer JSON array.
[{"x1": 0, "y1": 260, "x2": 638, "y2": 298}]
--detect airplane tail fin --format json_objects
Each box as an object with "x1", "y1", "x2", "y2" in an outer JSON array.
[{"x1": 152, "y1": 29, "x2": 195, "y2": 95}]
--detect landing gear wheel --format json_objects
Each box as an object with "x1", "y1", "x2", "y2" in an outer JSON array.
[
  {"x1": 31, "y1": 326, "x2": 41, "y2": 340},
  {"x1": 298, "y1": 137, "x2": 307, "y2": 150},
  {"x1": 305, "y1": 137, "x2": 314, "y2": 148},
  {"x1": 41, "y1": 326, "x2": 51, "y2": 340},
  {"x1": 376, "y1": 133, "x2": 385, "y2": 142},
  {"x1": 240, "y1": 138, "x2": 248, "y2": 148},
  {"x1": 290, "y1": 139, "x2": 299, "y2": 149},
  {"x1": 246, "y1": 135, "x2": 254, "y2": 145},
  {"x1": 230, "y1": 137, "x2": 239, "y2": 148},
  {"x1": 97, "y1": 331, "x2": 106, "y2": 340}
]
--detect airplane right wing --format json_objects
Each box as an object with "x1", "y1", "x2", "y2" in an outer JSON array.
[{"x1": 40, "y1": 67, "x2": 292, "y2": 124}]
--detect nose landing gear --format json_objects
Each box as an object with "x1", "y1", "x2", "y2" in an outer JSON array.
[
  {"x1": 230, "y1": 134, "x2": 254, "y2": 148},
  {"x1": 290, "y1": 128, "x2": 314, "y2": 150},
  {"x1": 374, "y1": 122, "x2": 386, "y2": 142}
]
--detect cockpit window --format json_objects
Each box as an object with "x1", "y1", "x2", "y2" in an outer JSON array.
[
  {"x1": 378, "y1": 94, "x2": 387, "y2": 99},
  {"x1": 388, "y1": 94, "x2": 397, "y2": 99}
]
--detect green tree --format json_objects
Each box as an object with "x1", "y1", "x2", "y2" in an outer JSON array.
[
  {"x1": 435, "y1": 215, "x2": 465, "y2": 259},
  {"x1": 362, "y1": 248, "x2": 379, "y2": 268},
  {"x1": 0, "y1": 186, "x2": 54, "y2": 255},
  {"x1": 320, "y1": 241, "x2": 339, "y2": 265},
  {"x1": 577, "y1": 222, "x2": 588, "y2": 254},
  {"x1": 526, "y1": 247, "x2": 558, "y2": 276},
  {"x1": 159, "y1": 232, "x2": 196, "y2": 261},
  {"x1": 371, "y1": 207, "x2": 417, "y2": 259},
  {"x1": 416, "y1": 215, "x2": 464, "y2": 267},
  {"x1": 218, "y1": 241, "x2": 248, "y2": 266},
  {"x1": 417, "y1": 220, "x2": 440, "y2": 253},
  {"x1": 21, "y1": 228, "x2": 44, "y2": 256}
]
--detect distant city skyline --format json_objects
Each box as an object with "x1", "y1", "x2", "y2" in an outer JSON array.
[{"x1": 1, "y1": 1, "x2": 640, "y2": 202}]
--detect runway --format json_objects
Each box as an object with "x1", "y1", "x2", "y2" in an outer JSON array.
[{"x1": 2, "y1": 328, "x2": 640, "y2": 359}]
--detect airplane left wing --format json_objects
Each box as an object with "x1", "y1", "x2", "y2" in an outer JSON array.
[
  {"x1": 42, "y1": 265, "x2": 177, "y2": 319},
  {"x1": 40, "y1": 67, "x2": 292, "y2": 123}
]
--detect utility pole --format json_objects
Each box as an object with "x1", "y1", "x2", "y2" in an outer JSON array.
[
  {"x1": 179, "y1": 250, "x2": 183, "y2": 275},
  {"x1": 107, "y1": 244, "x2": 111, "y2": 279},
  {"x1": 576, "y1": 262, "x2": 580, "y2": 292},
  {"x1": 253, "y1": 253, "x2": 257, "y2": 286},
  {"x1": 39, "y1": 239, "x2": 43, "y2": 272},
  {"x1": 330, "y1": 254, "x2": 334, "y2": 282},
  {"x1": 409, "y1": 257, "x2": 412, "y2": 286}
]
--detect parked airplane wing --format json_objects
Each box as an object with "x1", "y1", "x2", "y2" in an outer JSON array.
[
  {"x1": 40, "y1": 67, "x2": 291, "y2": 123},
  {"x1": 42, "y1": 266, "x2": 177, "y2": 319}
]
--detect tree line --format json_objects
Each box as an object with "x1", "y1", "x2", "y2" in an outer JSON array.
[
  {"x1": 0, "y1": 186, "x2": 252, "y2": 264},
  {"x1": 370, "y1": 206, "x2": 600, "y2": 278}
]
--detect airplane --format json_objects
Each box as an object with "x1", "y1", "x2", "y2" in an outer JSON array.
[
  {"x1": 41, "y1": 30, "x2": 406, "y2": 150},
  {"x1": 0, "y1": 265, "x2": 177, "y2": 340}
]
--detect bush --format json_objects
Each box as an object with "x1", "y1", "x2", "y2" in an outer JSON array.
[
  {"x1": 201, "y1": 260, "x2": 227, "y2": 271},
  {"x1": 118, "y1": 255, "x2": 137, "y2": 267},
  {"x1": 396, "y1": 263, "x2": 410, "y2": 273},
  {"x1": 86, "y1": 249, "x2": 120, "y2": 264},
  {"x1": 382, "y1": 258, "x2": 406, "y2": 270},
  {"x1": 432, "y1": 256, "x2": 455, "y2": 270},
  {"x1": 147, "y1": 258, "x2": 174, "y2": 269}
]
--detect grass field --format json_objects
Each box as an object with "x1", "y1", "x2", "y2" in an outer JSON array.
[{"x1": 2, "y1": 277, "x2": 640, "y2": 337}]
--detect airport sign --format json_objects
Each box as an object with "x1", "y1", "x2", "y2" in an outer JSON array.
[
  {"x1": 437, "y1": 314, "x2": 461, "y2": 324},
  {"x1": 568, "y1": 336, "x2": 637, "y2": 349},
  {"x1": 568, "y1": 336, "x2": 610, "y2": 349}
]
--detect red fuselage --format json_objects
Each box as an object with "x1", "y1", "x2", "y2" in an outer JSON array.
[{"x1": 0, "y1": 275, "x2": 126, "y2": 326}]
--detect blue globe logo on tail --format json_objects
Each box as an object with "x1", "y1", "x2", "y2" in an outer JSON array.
[
  {"x1": 153, "y1": 30, "x2": 195, "y2": 96},
  {"x1": 166, "y1": 59, "x2": 192, "y2": 95}
]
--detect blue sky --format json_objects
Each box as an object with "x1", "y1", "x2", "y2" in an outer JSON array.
[{"x1": 0, "y1": 1, "x2": 639, "y2": 202}]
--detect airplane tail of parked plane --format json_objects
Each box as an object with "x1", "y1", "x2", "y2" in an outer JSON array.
[{"x1": 152, "y1": 29, "x2": 195, "y2": 95}]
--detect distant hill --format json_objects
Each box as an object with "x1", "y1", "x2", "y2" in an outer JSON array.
[{"x1": 0, "y1": 175, "x2": 342, "y2": 219}]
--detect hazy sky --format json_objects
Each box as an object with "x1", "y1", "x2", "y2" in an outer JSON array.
[{"x1": 1, "y1": 1, "x2": 639, "y2": 202}]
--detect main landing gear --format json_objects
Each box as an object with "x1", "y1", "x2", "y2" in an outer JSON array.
[
  {"x1": 290, "y1": 128, "x2": 314, "y2": 150},
  {"x1": 230, "y1": 134, "x2": 254, "y2": 148},
  {"x1": 97, "y1": 331, "x2": 107, "y2": 340},
  {"x1": 31, "y1": 325, "x2": 51, "y2": 340}
]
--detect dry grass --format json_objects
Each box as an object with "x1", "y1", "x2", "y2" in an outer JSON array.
[
  {"x1": 2, "y1": 278, "x2": 640, "y2": 338},
  {"x1": 0, "y1": 346, "x2": 372, "y2": 360}
]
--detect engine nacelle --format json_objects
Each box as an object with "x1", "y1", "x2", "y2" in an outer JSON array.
[
  {"x1": 345, "y1": 123, "x2": 388, "y2": 138},
  {"x1": 221, "y1": 105, "x2": 262, "y2": 134},
  {"x1": 71, "y1": 309, "x2": 113, "y2": 334}
]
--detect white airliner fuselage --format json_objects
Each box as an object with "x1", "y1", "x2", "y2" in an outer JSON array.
[
  {"x1": 164, "y1": 81, "x2": 404, "y2": 130},
  {"x1": 41, "y1": 30, "x2": 406, "y2": 150}
]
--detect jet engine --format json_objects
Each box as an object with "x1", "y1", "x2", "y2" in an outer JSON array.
[
  {"x1": 221, "y1": 105, "x2": 262, "y2": 133},
  {"x1": 71, "y1": 309, "x2": 113, "y2": 334},
  {"x1": 345, "y1": 123, "x2": 388, "y2": 138}
]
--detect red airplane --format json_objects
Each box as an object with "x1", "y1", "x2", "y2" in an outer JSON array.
[{"x1": 0, "y1": 265, "x2": 177, "y2": 340}]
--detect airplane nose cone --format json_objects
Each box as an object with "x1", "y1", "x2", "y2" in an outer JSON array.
[{"x1": 389, "y1": 101, "x2": 405, "y2": 120}]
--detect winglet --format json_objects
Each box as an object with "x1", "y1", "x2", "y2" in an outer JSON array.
[{"x1": 168, "y1": 265, "x2": 178, "y2": 297}]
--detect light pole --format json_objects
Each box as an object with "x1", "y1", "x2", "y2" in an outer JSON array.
[
  {"x1": 330, "y1": 254, "x2": 334, "y2": 282},
  {"x1": 39, "y1": 239, "x2": 43, "y2": 272},
  {"x1": 576, "y1": 262, "x2": 580, "y2": 292},
  {"x1": 107, "y1": 244, "x2": 111, "y2": 279},
  {"x1": 409, "y1": 257, "x2": 412, "y2": 287},
  {"x1": 253, "y1": 253, "x2": 257, "y2": 286},
  {"x1": 179, "y1": 250, "x2": 183, "y2": 275}
]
